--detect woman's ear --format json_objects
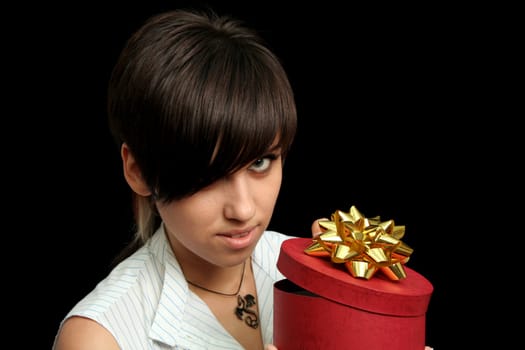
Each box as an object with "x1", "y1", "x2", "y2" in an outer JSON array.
[{"x1": 121, "y1": 143, "x2": 152, "y2": 197}]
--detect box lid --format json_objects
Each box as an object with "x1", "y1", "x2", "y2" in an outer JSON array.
[{"x1": 277, "y1": 237, "x2": 434, "y2": 317}]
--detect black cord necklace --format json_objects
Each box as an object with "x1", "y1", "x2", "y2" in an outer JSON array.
[{"x1": 186, "y1": 260, "x2": 259, "y2": 329}]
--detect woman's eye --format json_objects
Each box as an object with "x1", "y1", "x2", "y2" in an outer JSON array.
[{"x1": 249, "y1": 154, "x2": 277, "y2": 173}]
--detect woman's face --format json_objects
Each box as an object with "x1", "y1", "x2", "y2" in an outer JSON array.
[{"x1": 156, "y1": 150, "x2": 283, "y2": 268}]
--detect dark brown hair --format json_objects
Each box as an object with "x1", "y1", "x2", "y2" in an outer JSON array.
[{"x1": 107, "y1": 9, "x2": 297, "y2": 257}]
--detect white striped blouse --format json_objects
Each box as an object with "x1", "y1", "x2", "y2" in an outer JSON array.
[{"x1": 54, "y1": 225, "x2": 291, "y2": 349}]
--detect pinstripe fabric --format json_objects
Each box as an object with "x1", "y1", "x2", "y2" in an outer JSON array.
[{"x1": 55, "y1": 225, "x2": 291, "y2": 349}]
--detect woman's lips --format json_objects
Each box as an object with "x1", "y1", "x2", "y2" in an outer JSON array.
[
  {"x1": 229, "y1": 231, "x2": 249, "y2": 239},
  {"x1": 218, "y1": 227, "x2": 256, "y2": 250}
]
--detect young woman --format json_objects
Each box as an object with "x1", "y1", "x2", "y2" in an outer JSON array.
[{"x1": 54, "y1": 8, "x2": 298, "y2": 350}]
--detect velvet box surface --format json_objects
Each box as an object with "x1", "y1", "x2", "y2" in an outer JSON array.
[{"x1": 274, "y1": 237, "x2": 433, "y2": 350}]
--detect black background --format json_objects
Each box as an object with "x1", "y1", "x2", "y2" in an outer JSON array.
[{"x1": 7, "y1": 1, "x2": 517, "y2": 349}]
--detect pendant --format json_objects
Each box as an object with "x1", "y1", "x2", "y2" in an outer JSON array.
[{"x1": 235, "y1": 294, "x2": 259, "y2": 329}]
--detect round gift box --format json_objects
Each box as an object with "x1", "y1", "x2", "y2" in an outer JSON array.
[{"x1": 274, "y1": 237, "x2": 434, "y2": 350}]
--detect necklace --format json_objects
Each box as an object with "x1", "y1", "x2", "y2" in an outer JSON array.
[{"x1": 186, "y1": 260, "x2": 259, "y2": 329}]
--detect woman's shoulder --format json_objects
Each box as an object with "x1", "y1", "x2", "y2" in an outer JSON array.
[
  {"x1": 54, "y1": 229, "x2": 177, "y2": 349},
  {"x1": 53, "y1": 316, "x2": 120, "y2": 350},
  {"x1": 68, "y1": 232, "x2": 170, "y2": 315}
]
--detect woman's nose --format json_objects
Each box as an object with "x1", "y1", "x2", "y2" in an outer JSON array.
[{"x1": 222, "y1": 173, "x2": 256, "y2": 222}]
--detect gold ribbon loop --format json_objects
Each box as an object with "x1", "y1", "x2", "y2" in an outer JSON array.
[{"x1": 305, "y1": 205, "x2": 413, "y2": 280}]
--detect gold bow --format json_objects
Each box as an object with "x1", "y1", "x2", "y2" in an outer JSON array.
[{"x1": 304, "y1": 205, "x2": 413, "y2": 280}]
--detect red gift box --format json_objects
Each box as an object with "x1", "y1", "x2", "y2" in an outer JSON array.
[{"x1": 274, "y1": 237, "x2": 433, "y2": 350}]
